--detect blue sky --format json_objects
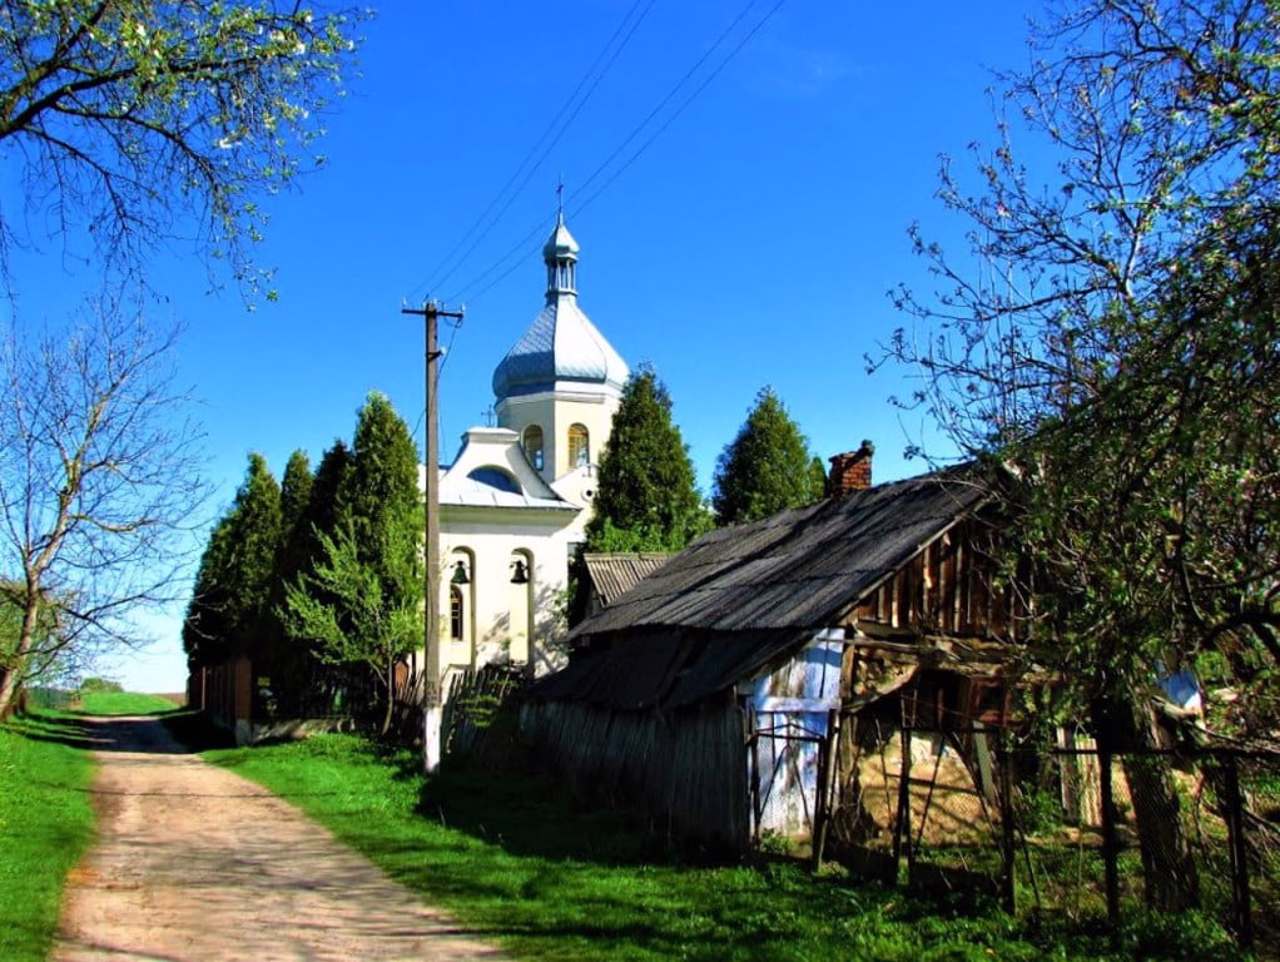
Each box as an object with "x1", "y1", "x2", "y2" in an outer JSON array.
[{"x1": 4, "y1": 0, "x2": 1049, "y2": 690}]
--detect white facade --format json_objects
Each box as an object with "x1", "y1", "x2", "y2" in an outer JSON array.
[{"x1": 413, "y1": 213, "x2": 627, "y2": 690}]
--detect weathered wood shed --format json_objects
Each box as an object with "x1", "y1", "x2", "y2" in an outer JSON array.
[{"x1": 522, "y1": 456, "x2": 1027, "y2": 851}]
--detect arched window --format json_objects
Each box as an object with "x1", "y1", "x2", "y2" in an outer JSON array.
[
  {"x1": 467, "y1": 466, "x2": 521, "y2": 494},
  {"x1": 450, "y1": 586, "x2": 464, "y2": 641},
  {"x1": 523, "y1": 425, "x2": 544, "y2": 472},
  {"x1": 568, "y1": 423, "x2": 590, "y2": 468}
]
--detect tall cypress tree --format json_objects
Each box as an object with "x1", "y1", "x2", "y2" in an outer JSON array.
[
  {"x1": 283, "y1": 393, "x2": 423, "y2": 734},
  {"x1": 184, "y1": 453, "x2": 282, "y2": 668},
  {"x1": 183, "y1": 513, "x2": 236, "y2": 669},
  {"x1": 299, "y1": 439, "x2": 353, "y2": 567},
  {"x1": 713, "y1": 387, "x2": 821, "y2": 526},
  {"x1": 586, "y1": 366, "x2": 707, "y2": 552},
  {"x1": 279, "y1": 450, "x2": 314, "y2": 543},
  {"x1": 225, "y1": 452, "x2": 283, "y2": 653}
]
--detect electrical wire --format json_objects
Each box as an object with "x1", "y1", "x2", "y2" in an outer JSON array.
[
  {"x1": 571, "y1": 0, "x2": 786, "y2": 220},
  {"x1": 408, "y1": 0, "x2": 657, "y2": 302},
  {"x1": 447, "y1": 0, "x2": 786, "y2": 307}
]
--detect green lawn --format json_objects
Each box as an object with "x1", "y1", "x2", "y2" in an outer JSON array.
[
  {"x1": 205, "y1": 734, "x2": 1235, "y2": 962},
  {"x1": 77, "y1": 690, "x2": 178, "y2": 716},
  {"x1": 0, "y1": 710, "x2": 96, "y2": 962}
]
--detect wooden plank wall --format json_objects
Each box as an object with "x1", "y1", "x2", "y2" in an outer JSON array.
[
  {"x1": 850, "y1": 517, "x2": 1028, "y2": 641},
  {"x1": 519, "y1": 694, "x2": 750, "y2": 851}
]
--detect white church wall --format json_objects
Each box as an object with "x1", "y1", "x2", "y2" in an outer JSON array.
[{"x1": 427, "y1": 510, "x2": 579, "y2": 682}]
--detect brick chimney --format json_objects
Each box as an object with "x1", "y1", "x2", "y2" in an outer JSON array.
[{"x1": 828, "y1": 440, "x2": 874, "y2": 497}]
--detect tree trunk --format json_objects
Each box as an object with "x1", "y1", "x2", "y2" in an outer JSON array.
[
  {"x1": 0, "y1": 663, "x2": 19, "y2": 720},
  {"x1": 1095, "y1": 693, "x2": 1200, "y2": 911},
  {"x1": 379, "y1": 659, "x2": 394, "y2": 737},
  {"x1": 0, "y1": 595, "x2": 41, "y2": 719}
]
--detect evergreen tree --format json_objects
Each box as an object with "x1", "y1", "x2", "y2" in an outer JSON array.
[
  {"x1": 713, "y1": 387, "x2": 822, "y2": 525},
  {"x1": 809, "y1": 456, "x2": 829, "y2": 501},
  {"x1": 183, "y1": 453, "x2": 281, "y2": 667},
  {"x1": 586, "y1": 367, "x2": 706, "y2": 552},
  {"x1": 279, "y1": 451, "x2": 314, "y2": 546},
  {"x1": 182, "y1": 513, "x2": 235, "y2": 670},
  {"x1": 283, "y1": 394, "x2": 422, "y2": 735},
  {"x1": 299, "y1": 440, "x2": 354, "y2": 567}
]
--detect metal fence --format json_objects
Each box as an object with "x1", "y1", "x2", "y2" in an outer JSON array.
[{"x1": 821, "y1": 721, "x2": 1279, "y2": 954}]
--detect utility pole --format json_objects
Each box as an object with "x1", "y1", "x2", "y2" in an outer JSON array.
[{"x1": 401, "y1": 299, "x2": 463, "y2": 773}]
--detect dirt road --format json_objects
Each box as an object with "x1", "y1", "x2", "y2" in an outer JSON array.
[{"x1": 51, "y1": 715, "x2": 505, "y2": 961}]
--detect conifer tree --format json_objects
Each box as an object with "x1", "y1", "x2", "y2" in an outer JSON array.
[
  {"x1": 809, "y1": 456, "x2": 829, "y2": 501},
  {"x1": 183, "y1": 453, "x2": 281, "y2": 667},
  {"x1": 279, "y1": 451, "x2": 314, "y2": 545},
  {"x1": 298, "y1": 440, "x2": 353, "y2": 569},
  {"x1": 284, "y1": 394, "x2": 422, "y2": 735},
  {"x1": 586, "y1": 367, "x2": 706, "y2": 552},
  {"x1": 713, "y1": 387, "x2": 821, "y2": 525}
]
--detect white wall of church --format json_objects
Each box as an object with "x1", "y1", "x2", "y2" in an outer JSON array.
[{"x1": 411, "y1": 511, "x2": 582, "y2": 689}]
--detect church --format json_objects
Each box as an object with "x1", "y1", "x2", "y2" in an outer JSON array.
[{"x1": 415, "y1": 211, "x2": 628, "y2": 686}]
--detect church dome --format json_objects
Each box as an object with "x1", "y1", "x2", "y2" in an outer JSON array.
[{"x1": 492, "y1": 214, "x2": 628, "y2": 400}]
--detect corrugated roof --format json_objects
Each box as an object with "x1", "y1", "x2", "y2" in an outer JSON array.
[
  {"x1": 573, "y1": 469, "x2": 987, "y2": 639},
  {"x1": 582, "y1": 553, "x2": 672, "y2": 607}
]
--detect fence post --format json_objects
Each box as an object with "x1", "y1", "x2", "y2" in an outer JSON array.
[
  {"x1": 997, "y1": 729, "x2": 1017, "y2": 914},
  {"x1": 1098, "y1": 742, "x2": 1121, "y2": 940},
  {"x1": 1221, "y1": 751, "x2": 1254, "y2": 950},
  {"x1": 892, "y1": 726, "x2": 912, "y2": 886}
]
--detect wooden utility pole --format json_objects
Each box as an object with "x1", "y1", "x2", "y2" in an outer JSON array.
[{"x1": 401, "y1": 299, "x2": 463, "y2": 773}]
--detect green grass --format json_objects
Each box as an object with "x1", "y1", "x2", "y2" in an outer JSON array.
[
  {"x1": 0, "y1": 710, "x2": 96, "y2": 962},
  {"x1": 76, "y1": 690, "x2": 178, "y2": 716},
  {"x1": 205, "y1": 733, "x2": 1238, "y2": 962}
]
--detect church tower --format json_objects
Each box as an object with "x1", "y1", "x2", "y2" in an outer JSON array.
[{"x1": 491, "y1": 212, "x2": 628, "y2": 494}]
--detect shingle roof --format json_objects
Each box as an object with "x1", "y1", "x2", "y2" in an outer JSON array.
[
  {"x1": 582, "y1": 553, "x2": 672, "y2": 607},
  {"x1": 534, "y1": 469, "x2": 989, "y2": 711},
  {"x1": 573, "y1": 469, "x2": 987, "y2": 639}
]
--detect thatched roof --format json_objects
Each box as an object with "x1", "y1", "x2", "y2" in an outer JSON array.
[{"x1": 582, "y1": 553, "x2": 671, "y2": 607}]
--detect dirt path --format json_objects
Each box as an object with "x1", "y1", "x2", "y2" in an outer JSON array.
[{"x1": 52, "y1": 715, "x2": 506, "y2": 961}]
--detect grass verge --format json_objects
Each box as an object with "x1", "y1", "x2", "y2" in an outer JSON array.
[
  {"x1": 0, "y1": 710, "x2": 95, "y2": 962},
  {"x1": 77, "y1": 691, "x2": 180, "y2": 716},
  {"x1": 205, "y1": 733, "x2": 1236, "y2": 962}
]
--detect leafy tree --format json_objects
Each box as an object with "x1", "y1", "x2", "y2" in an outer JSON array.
[
  {"x1": 0, "y1": 308, "x2": 205, "y2": 718},
  {"x1": 883, "y1": 0, "x2": 1280, "y2": 910},
  {"x1": 0, "y1": 1, "x2": 364, "y2": 299},
  {"x1": 283, "y1": 393, "x2": 422, "y2": 735},
  {"x1": 712, "y1": 387, "x2": 822, "y2": 526},
  {"x1": 586, "y1": 367, "x2": 707, "y2": 552}
]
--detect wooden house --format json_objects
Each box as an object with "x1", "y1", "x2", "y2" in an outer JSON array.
[{"x1": 521, "y1": 444, "x2": 1032, "y2": 852}]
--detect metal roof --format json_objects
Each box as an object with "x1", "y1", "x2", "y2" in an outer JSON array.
[
  {"x1": 492, "y1": 215, "x2": 628, "y2": 400},
  {"x1": 573, "y1": 469, "x2": 988, "y2": 638},
  {"x1": 582, "y1": 553, "x2": 672, "y2": 607},
  {"x1": 440, "y1": 473, "x2": 577, "y2": 511}
]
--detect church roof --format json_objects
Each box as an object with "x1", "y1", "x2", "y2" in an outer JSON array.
[
  {"x1": 492, "y1": 297, "x2": 629, "y2": 398},
  {"x1": 492, "y1": 214, "x2": 628, "y2": 400}
]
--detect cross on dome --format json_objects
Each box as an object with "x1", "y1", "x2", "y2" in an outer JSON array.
[{"x1": 492, "y1": 211, "x2": 628, "y2": 402}]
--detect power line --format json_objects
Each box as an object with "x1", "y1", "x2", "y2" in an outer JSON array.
[
  {"x1": 572, "y1": 0, "x2": 786, "y2": 219},
  {"x1": 571, "y1": 0, "x2": 763, "y2": 205},
  {"x1": 409, "y1": 0, "x2": 657, "y2": 302},
  {"x1": 448, "y1": 0, "x2": 786, "y2": 307}
]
